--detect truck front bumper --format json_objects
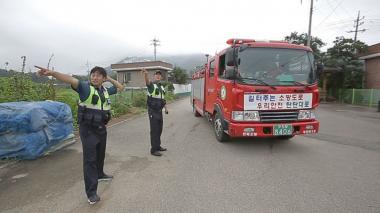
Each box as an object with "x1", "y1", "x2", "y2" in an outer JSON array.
[{"x1": 227, "y1": 120, "x2": 319, "y2": 137}]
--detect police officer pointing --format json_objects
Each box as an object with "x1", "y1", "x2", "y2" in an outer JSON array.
[
  {"x1": 142, "y1": 69, "x2": 168, "y2": 157},
  {"x1": 35, "y1": 65, "x2": 124, "y2": 205}
]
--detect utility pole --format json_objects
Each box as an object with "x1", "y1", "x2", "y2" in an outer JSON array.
[
  {"x1": 306, "y1": 0, "x2": 314, "y2": 47},
  {"x1": 150, "y1": 38, "x2": 160, "y2": 61},
  {"x1": 47, "y1": 54, "x2": 54, "y2": 70},
  {"x1": 346, "y1": 11, "x2": 366, "y2": 88},
  {"x1": 4, "y1": 62, "x2": 9, "y2": 71},
  {"x1": 21, "y1": 56, "x2": 26, "y2": 73},
  {"x1": 86, "y1": 60, "x2": 90, "y2": 77},
  {"x1": 347, "y1": 10, "x2": 366, "y2": 43}
]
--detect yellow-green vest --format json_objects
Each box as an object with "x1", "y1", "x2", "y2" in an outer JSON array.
[
  {"x1": 147, "y1": 83, "x2": 166, "y2": 99},
  {"x1": 78, "y1": 85, "x2": 111, "y2": 111}
]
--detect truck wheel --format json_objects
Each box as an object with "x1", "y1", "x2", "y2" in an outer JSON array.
[
  {"x1": 213, "y1": 112, "x2": 229, "y2": 142},
  {"x1": 193, "y1": 103, "x2": 201, "y2": 117},
  {"x1": 277, "y1": 135, "x2": 294, "y2": 140}
]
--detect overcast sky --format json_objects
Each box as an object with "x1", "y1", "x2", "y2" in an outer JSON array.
[{"x1": 1, "y1": 0, "x2": 379, "y2": 75}]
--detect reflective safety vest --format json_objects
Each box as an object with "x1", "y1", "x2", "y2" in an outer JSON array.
[
  {"x1": 79, "y1": 85, "x2": 111, "y2": 110},
  {"x1": 77, "y1": 85, "x2": 112, "y2": 125},
  {"x1": 147, "y1": 83, "x2": 166, "y2": 99}
]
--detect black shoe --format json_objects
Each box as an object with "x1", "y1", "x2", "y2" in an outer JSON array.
[
  {"x1": 159, "y1": 147, "x2": 167, "y2": 151},
  {"x1": 87, "y1": 194, "x2": 100, "y2": 205},
  {"x1": 151, "y1": 151, "x2": 162, "y2": 156},
  {"x1": 98, "y1": 174, "x2": 113, "y2": 181}
]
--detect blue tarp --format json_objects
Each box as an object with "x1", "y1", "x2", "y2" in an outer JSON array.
[{"x1": 0, "y1": 101, "x2": 73, "y2": 159}]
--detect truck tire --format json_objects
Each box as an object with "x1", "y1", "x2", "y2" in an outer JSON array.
[
  {"x1": 213, "y1": 112, "x2": 229, "y2": 142},
  {"x1": 277, "y1": 135, "x2": 295, "y2": 140}
]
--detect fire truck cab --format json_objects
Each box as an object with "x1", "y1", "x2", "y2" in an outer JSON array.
[{"x1": 191, "y1": 39, "x2": 322, "y2": 142}]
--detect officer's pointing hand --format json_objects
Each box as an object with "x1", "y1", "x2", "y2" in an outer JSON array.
[
  {"x1": 35, "y1": 66, "x2": 53, "y2": 76},
  {"x1": 141, "y1": 68, "x2": 148, "y2": 75}
]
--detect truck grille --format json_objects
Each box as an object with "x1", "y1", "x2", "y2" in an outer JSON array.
[{"x1": 259, "y1": 111, "x2": 299, "y2": 122}]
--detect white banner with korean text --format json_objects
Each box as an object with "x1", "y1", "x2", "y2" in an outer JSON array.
[{"x1": 244, "y1": 93, "x2": 313, "y2": 110}]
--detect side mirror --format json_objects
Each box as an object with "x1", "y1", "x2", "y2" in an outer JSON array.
[
  {"x1": 226, "y1": 48, "x2": 236, "y2": 66},
  {"x1": 225, "y1": 66, "x2": 236, "y2": 79}
]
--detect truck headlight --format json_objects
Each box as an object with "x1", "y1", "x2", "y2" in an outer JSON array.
[
  {"x1": 298, "y1": 110, "x2": 316, "y2": 120},
  {"x1": 232, "y1": 111, "x2": 260, "y2": 121}
]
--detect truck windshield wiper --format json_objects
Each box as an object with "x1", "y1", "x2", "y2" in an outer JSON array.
[
  {"x1": 278, "y1": 80, "x2": 311, "y2": 87},
  {"x1": 238, "y1": 77, "x2": 277, "y2": 90}
]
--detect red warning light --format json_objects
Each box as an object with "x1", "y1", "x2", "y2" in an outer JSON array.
[{"x1": 226, "y1": 38, "x2": 256, "y2": 45}]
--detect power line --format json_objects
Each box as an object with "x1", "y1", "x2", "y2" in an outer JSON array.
[
  {"x1": 330, "y1": 0, "x2": 353, "y2": 19},
  {"x1": 316, "y1": 0, "x2": 345, "y2": 28},
  {"x1": 324, "y1": 19, "x2": 354, "y2": 26},
  {"x1": 324, "y1": 23, "x2": 352, "y2": 31},
  {"x1": 366, "y1": 19, "x2": 380, "y2": 22}
]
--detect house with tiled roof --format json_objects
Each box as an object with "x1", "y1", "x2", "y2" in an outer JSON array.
[{"x1": 111, "y1": 61, "x2": 173, "y2": 88}]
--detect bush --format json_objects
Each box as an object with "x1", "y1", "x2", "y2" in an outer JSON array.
[
  {"x1": 111, "y1": 101, "x2": 130, "y2": 117},
  {"x1": 161, "y1": 81, "x2": 174, "y2": 92},
  {"x1": 0, "y1": 75, "x2": 55, "y2": 103},
  {"x1": 132, "y1": 91, "x2": 147, "y2": 108},
  {"x1": 0, "y1": 76, "x2": 181, "y2": 130},
  {"x1": 55, "y1": 89, "x2": 79, "y2": 128},
  {"x1": 165, "y1": 91, "x2": 176, "y2": 102}
]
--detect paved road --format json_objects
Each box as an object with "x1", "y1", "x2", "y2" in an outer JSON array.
[{"x1": 1, "y1": 99, "x2": 380, "y2": 213}]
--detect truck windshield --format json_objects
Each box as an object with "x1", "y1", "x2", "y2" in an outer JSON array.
[{"x1": 237, "y1": 48, "x2": 316, "y2": 86}]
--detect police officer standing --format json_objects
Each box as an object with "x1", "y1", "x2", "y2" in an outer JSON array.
[
  {"x1": 35, "y1": 65, "x2": 124, "y2": 205},
  {"x1": 142, "y1": 69, "x2": 168, "y2": 157}
]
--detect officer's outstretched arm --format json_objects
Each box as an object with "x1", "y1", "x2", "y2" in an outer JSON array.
[
  {"x1": 141, "y1": 69, "x2": 150, "y2": 85},
  {"x1": 35, "y1": 66, "x2": 79, "y2": 89},
  {"x1": 107, "y1": 76, "x2": 125, "y2": 92}
]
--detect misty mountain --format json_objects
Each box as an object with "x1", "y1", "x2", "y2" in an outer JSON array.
[
  {"x1": 159, "y1": 54, "x2": 207, "y2": 72},
  {"x1": 106, "y1": 53, "x2": 207, "y2": 74},
  {"x1": 0, "y1": 69, "x2": 13, "y2": 77}
]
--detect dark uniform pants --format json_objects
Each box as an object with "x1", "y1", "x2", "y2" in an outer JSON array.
[
  {"x1": 79, "y1": 124, "x2": 107, "y2": 198},
  {"x1": 148, "y1": 109, "x2": 163, "y2": 153}
]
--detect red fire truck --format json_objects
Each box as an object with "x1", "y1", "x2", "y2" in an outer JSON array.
[{"x1": 191, "y1": 38, "x2": 322, "y2": 142}]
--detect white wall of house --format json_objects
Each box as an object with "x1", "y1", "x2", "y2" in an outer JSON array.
[{"x1": 173, "y1": 83, "x2": 191, "y2": 94}]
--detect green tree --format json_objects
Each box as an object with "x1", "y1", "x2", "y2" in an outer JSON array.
[
  {"x1": 323, "y1": 36, "x2": 367, "y2": 89},
  {"x1": 169, "y1": 67, "x2": 189, "y2": 84},
  {"x1": 284, "y1": 32, "x2": 326, "y2": 60}
]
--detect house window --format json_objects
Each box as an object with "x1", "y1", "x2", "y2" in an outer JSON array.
[{"x1": 124, "y1": 72, "x2": 131, "y2": 82}]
